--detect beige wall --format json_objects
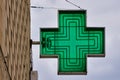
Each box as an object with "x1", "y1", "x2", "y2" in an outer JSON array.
[
  {"x1": 0, "y1": 0, "x2": 7, "y2": 79},
  {"x1": 31, "y1": 71, "x2": 38, "y2": 80},
  {"x1": 0, "y1": 0, "x2": 3, "y2": 46},
  {"x1": 0, "y1": 0, "x2": 31, "y2": 80},
  {"x1": 0, "y1": 0, "x2": 6, "y2": 54}
]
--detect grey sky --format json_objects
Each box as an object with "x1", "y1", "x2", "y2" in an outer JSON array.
[{"x1": 31, "y1": 0, "x2": 120, "y2": 80}]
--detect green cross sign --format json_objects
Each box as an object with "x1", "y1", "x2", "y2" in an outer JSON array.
[{"x1": 40, "y1": 10, "x2": 105, "y2": 75}]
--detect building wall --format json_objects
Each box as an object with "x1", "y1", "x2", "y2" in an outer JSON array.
[
  {"x1": 0, "y1": 0, "x2": 31, "y2": 80},
  {"x1": 31, "y1": 71, "x2": 38, "y2": 80}
]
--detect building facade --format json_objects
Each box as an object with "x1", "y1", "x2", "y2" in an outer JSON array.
[
  {"x1": 0, "y1": 0, "x2": 31, "y2": 80},
  {"x1": 31, "y1": 71, "x2": 38, "y2": 80}
]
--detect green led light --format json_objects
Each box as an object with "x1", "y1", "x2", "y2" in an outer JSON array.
[{"x1": 40, "y1": 10, "x2": 105, "y2": 75}]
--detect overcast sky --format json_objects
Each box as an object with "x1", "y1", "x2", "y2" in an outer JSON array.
[{"x1": 30, "y1": 0, "x2": 120, "y2": 80}]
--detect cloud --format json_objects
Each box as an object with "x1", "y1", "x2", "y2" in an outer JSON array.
[{"x1": 31, "y1": 0, "x2": 120, "y2": 80}]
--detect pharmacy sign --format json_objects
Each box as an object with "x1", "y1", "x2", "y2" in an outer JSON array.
[{"x1": 40, "y1": 10, "x2": 105, "y2": 75}]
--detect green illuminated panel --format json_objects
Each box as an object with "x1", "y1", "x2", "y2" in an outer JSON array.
[{"x1": 40, "y1": 10, "x2": 105, "y2": 75}]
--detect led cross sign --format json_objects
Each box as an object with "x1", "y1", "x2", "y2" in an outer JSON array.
[{"x1": 40, "y1": 10, "x2": 105, "y2": 75}]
